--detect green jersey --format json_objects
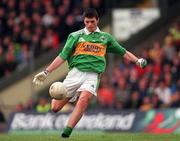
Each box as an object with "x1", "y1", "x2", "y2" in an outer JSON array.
[{"x1": 59, "y1": 28, "x2": 126, "y2": 73}]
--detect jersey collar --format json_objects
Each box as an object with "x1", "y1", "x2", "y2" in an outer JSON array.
[{"x1": 84, "y1": 27, "x2": 101, "y2": 35}]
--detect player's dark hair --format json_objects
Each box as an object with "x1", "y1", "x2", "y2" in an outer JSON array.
[{"x1": 83, "y1": 8, "x2": 99, "y2": 20}]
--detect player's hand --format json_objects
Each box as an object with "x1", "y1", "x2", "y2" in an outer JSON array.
[
  {"x1": 136, "y1": 58, "x2": 147, "y2": 68},
  {"x1": 33, "y1": 70, "x2": 49, "y2": 85}
]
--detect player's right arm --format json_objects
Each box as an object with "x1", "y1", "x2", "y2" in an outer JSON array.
[
  {"x1": 46, "y1": 56, "x2": 65, "y2": 73},
  {"x1": 33, "y1": 56, "x2": 65, "y2": 85},
  {"x1": 33, "y1": 33, "x2": 78, "y2": 86}
]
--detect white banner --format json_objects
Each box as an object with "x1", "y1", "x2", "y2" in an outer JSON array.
[{"x1": 112, "y1": 8, "x2": 160, "y2": 41}]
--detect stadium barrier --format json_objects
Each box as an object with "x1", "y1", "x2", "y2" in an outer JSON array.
[{"x1": 7, "y1": 108, "x2": 180, "y2": 134}]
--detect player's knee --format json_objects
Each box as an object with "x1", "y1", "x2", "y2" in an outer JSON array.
[{"x1": 51, "y1": 105, "x2": 60, "y2": 113}]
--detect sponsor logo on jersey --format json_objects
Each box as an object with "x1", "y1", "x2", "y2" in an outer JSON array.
[{"x1": 73, "y1": 42, "x2": 106, "y2": 57}]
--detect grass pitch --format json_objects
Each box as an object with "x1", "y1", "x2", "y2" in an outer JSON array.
[{"x1": 0, "y1": 132, "x2": 180, "y2": 141}]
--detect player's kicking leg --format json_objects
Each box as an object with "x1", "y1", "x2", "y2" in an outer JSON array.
[
  {"x1": 51, "y1": 97, "x2": 71, "y2": 113},
  {"x1": 61, "y1": 91, "x2": 93, "y2": 138}
]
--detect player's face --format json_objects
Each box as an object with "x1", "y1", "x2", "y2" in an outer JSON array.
[{"x1": 84, "y1": 17, "x2": 99, "y2": 32}]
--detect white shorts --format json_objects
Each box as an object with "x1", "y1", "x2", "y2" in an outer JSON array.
[{"x1": 62, "y1": 67, "x2": 100, "y2": 102}]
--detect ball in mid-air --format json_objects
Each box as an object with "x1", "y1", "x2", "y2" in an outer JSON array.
[{"x1": 49, "y1": 82, "x2": 67, "y2": 100}]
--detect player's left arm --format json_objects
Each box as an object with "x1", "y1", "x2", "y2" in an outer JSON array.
[
  {"x1": 124, "y1": 50, "x2": 147, "y2": 68},
  {"x1": 107, "y1": 34, "x2": 147, "y2": 68},
  {"x1": 123, "y1": 50, "x2": 138, "y2": 62}
]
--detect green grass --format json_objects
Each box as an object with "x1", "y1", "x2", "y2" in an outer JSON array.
[{"x1": 0, "y1": 133, "x2": 180, "y2": 141}]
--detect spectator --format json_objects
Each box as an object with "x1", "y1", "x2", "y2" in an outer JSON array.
[
  {"x1": 139, "y1": 78, "x2": 149, "y2": 98},
  {"x1": 16, "y1": 43, "x2": 30, "y2": 70},
  {"x1": 111, "y1": 65, "x2": 124, "y2": 85},
  {"x1": 91, "y1": 0, "x2": 105, "y2": 17},
  {"x1": 128, "y1": 67, "x2": 139, "y2": 91},
  {"x1": 15, "y1": 102, "x2": 24, "y2": 112},
  {"x1": 36, "y1": 97, "x2": 50, "y2": 113},
  {"x1": 3, "y1": 43, "x2": 17, "y2": 76},
  {"x1": 169, "y1": 20, "x2": 180, "y2": 51},
  {"x1": 97, "y1": 75, "x2": 115, "y2": 108},
  {"x1": 125, "y1": 91, "x2": 142, "y2": 109},
  {"x1": 171, "y1": 54, "x2": 180, "y2": 83},
  {"x1": 61, "y1": 14, "x2": 79, "y2": 40},
  {"x1": 154, "y1": 80, "x2": 171, "y2": 106},
  {"x1": 82, "y1": 0, "x2": 91, "y2": 10},
  {"x1": 42, "y1": 5, "x2": 55, "y2": 27},
  {"x1": 24, "y1": 98, "x2": 36, "y2": 111},
  {"x1": 114, "y1": 77, "x2": 130, "y2": 109},
  {"x1": 162, "y1": 63, "x2": 175, "y2": 91},
  {"x1": 163, "y1": 35, "x2": 176, "y2": 61},
  {"x1": 140, "y1": 96, "x2": 152, "y2": 111},
  {"x1": 151, "y1": 94, "x2": 162, "y2": 109},
  {"x1": 152, "y1": 58, "x2": 162, "y2": 76},
  {"x1": 149, "y1": 41, "x2": 164, "y2": 62},
  {"x1": 170, "y1": 91, "x2": 180, "y2": 107},
  {"x1": 45, "y1": 28, "x2": 60, "y2": 49}
]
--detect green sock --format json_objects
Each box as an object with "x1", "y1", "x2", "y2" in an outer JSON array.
[{"x1": 62, "y1": 126, "x2": 73, "y2": 137}]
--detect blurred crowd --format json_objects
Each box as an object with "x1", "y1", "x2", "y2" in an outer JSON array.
[
  {"x1": 0, "y1": 0, "x2": 105, "y2": 78},
  {"x1": 97, "y1": 19, "x2": 180, "y2": 111}
]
